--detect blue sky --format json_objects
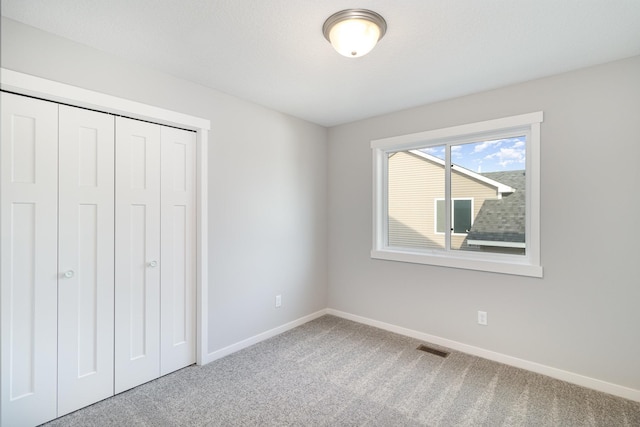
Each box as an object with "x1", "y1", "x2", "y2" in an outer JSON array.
[{"x1": 421, "y1": 136, "x2": 526, "y2": 173}]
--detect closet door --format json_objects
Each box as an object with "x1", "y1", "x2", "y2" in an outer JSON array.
[
  {"x1": 0, "y1": 93, "x2": 58, "y2": 427},
  {"x1": 160, "y1": 127, "x2": 196, "y2": 375},
  {"x1": 114, "y1": 117, "x2": 161, "y2": 393},
  {"x1": 57, "y1": 106, "x2": 115, "y2": 415}
]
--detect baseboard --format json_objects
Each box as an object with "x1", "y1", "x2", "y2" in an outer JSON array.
[
  {"x1": 203, "y1": 309, "x2": 328, "y2": 364},
  {"x1": 326, "y1": 308, "x2": 640, "y2": 403}
]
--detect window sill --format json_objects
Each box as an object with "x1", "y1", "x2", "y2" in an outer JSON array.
[{"x1": 371, "y1": 248, "x2": 543, "y2": 278}]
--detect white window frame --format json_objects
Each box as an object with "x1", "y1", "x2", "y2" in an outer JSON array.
[
  {"x1": 371, "y1": 112, "x2": 543, "y2": 277},
  {"x1": 435, "y1": 198, "x2": 474, "y2": 235}
]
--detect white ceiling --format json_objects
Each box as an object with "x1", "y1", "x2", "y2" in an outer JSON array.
[{"x1": 2, "y1": 0, "x2": 640, "y2": 127}]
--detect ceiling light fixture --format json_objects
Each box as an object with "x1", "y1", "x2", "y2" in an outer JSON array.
[{"x1": 322, "y1": 9, "x2": 387, "y2": 58}]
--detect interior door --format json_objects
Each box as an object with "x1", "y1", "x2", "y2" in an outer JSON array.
[
  {"x1": 160, "y1": 126, "x2": 197, "y2": 375},
  {"x1": 0, "y1": 93, "x2": 59, "y2": 427},
  {"x1": 114, "y1": 116, "x2": 162, "y2": 393},
  {"x1": 57, "y1": 105, "x2": 115, "y2": 415}
]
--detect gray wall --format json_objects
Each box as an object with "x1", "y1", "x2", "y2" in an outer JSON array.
[
  {"x1": 1, "y1": 17, "x2": 328, "y2": 353},
  {"x1": 328, "y1": 55, "x2": 640, "y2": 390}
]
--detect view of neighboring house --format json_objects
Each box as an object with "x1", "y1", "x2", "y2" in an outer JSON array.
[{"x1": 388, "y1": 150, "x2": 525, "y2": 255}]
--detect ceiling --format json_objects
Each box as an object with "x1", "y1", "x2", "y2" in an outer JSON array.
[{"x1": 2, "y1": 0, "x2": 640, "y2": 127}]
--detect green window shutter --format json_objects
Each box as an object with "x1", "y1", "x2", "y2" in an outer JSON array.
[{"x1": 453, "y1": 200, "x2": 472, "y2": 233}]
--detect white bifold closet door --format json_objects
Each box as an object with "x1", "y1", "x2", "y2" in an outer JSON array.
[
  {"x1": 1, "y1": 93, "x2": 59, "y2": 427},
  {"x1": 57, "y1": 105, "x2": 115, "y2": 416},
  {"x1": 1, "y1": 93, "x2": 196, "y2": 425},
  {"x1": 115, "y1": 117, "x2": 162, "y2": 393},
  {"x1": 160, "y1": 126, "x2": 196, "y2": 376},
  {"x1": 115, "y1": 117, "x2": 196, "y2": 393},
  {"x1": 1, "y1": 95, "x2": 115, "y2": 426}
]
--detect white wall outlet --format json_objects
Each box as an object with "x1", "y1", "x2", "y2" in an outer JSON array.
[
  {"x1": 275, "y1": 295, "x2": 282, "y2": 308},
  {"x1": 478, "y1": 310, "x2": 488, "y2": 325}
]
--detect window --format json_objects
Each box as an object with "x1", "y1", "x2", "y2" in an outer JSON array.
[
  {"x1": 371, "y1": 112, "x2": 543, "y2": 277},
  {"x1": 436, "y1": 199, "x2": 472, "y2": 234}
]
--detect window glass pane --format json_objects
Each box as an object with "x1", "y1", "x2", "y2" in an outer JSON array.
[
  {"x1": 451, "y1": 137, "x2": 527, "y2": 255},
  {"x1": 387, "y1": 146, "x2": 445, "y2": 250},
  {"x1": 453, "y1": 199, "x2": 472, "y2": 234}
]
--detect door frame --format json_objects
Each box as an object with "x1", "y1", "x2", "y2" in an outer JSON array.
[{"x1": 1, "y1": 68, "x2": 210, "y2": 365}]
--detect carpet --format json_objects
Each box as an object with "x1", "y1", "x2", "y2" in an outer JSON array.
[{"x1": 44, "y1": 315, "x2": 640, "y2": 426}]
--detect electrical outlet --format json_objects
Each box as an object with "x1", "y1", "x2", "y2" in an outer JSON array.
[
  {"x1": 275, "y1": 295, "x2": 282, "y2": 308},
  {"x1": 477, "y1": 310, "x2": 488, "y2": 326}
]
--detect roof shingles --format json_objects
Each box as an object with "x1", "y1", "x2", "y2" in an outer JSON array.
[{"x1": 466, "y1": 171, "x2": 526, "y2": 244}]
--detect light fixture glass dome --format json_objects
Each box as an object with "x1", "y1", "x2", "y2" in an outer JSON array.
[{"x1": 323, "y1": 9, "x2": 387, "y2": 58}]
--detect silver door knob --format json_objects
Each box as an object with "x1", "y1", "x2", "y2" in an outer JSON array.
[
  {"x1": 64, "y1": 270, "x2": 74, "y2": 278},
  {"x1": 148, "y1": 260, "x2": 158, "y2": 268}
]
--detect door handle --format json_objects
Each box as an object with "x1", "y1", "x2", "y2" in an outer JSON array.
[
  {"x1": 148, "y1": 260, "x2": 158, "y2": 268},
  {"x1": 63, "y1": 270, "x2": 75, "y2": 278}
]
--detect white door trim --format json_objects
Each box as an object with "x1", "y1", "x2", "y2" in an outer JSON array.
[{"x1": 1, "y1": 68, "x2": 210, "y2": 366}]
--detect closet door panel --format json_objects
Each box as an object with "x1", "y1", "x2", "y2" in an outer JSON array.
[
  {"x1": 57, "y1": 106, "x2": 115, "y2": 415},
  {"x1": 160, "y1": 127, "x2": 196, "y2": 375},
  {"x1": 0, "y1": 93, "x2": 58, "y2": 427},
  {"x1": 115, "y1": 117, "x2": 161, "y2": 393}
]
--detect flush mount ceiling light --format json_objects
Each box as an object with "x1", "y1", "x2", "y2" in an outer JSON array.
[{"x1": 322, "y1": 9, "x2": 387, "y2": 58}]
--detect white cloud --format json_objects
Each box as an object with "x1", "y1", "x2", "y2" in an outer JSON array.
[
  {"x1": 485, "y1": 147, "x2": 525, "y2": 168},
  {"x1": 473, "y1": 139, "x2": 503, "y2": 153}
]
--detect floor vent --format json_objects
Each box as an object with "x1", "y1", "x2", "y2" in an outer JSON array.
[{"x1": 417, "y1": 344, "x2": 450, "y2": 358}]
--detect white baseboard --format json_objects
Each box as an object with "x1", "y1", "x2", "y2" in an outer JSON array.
[
  {"x1": 203, "y1": 309, "x2": 328, "y2": 364},
  {"x1": 326, "y1": 308, "x2": 640, "y2": 403}
]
